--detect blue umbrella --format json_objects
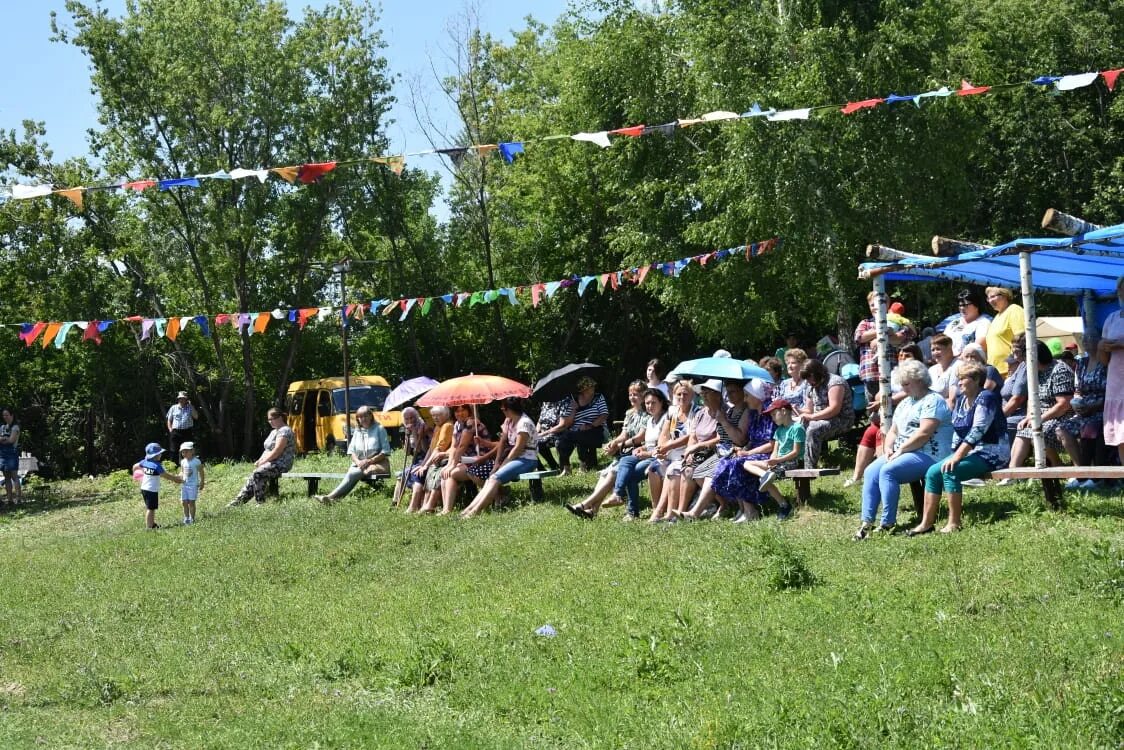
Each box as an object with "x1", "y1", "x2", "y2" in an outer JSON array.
[
  {"x1": 382, "y1": 376, "x2": 439, "y2": 413},
  {"x1": 669, "y1": 356, "x2": 774, "y2": 383}
]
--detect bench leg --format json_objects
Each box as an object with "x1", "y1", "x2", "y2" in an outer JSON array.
[
  {"x1": 1043, "y1": 479, "x2": 1062, "y2": 510},
  {"x1": 267, "y1": 477, "x2": 280, "y2": 497},
  {"x1": 909, "y1": 481, "x2": 924, "y2": 518},
  {"x1": 529, "y1": 478, "x2": 544, "y2": 503},
  {"x1": 306, "y1": 478, "x2": 319, "y2": 497},
  {"x1": 794, "y1": 478, "x2": 811, "y2": 506}
]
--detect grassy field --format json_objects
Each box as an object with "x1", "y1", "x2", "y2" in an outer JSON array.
[{"x1": 0, "y1": 452, "x2": 1121, "y2": 748}]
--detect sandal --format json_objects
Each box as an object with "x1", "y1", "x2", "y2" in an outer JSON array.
[
  {"x1": 906, "y1": 526, "x2": 934, "y2": 537},
  {"x1": 939, "y1": 524, "x2": 961, "y2": 534}
]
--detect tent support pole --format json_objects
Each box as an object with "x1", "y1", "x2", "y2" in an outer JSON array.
[
  {"x1": 872, "y1": 276, "x2": 893, "y2": 432},
  {"x1": 1083, "y1": 290, "x2": 1096, "y2": 351},
  {"x1": 1020, "y1": 251, "x2": 1047, "y2": 469}
]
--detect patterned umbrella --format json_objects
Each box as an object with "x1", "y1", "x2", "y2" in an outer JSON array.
[
  {"x1": 382, "y1": 376, "x2": 440, "y2": 413},
  {"x1": 417, "y1": 374, "x2": 532, "y2": 407}
]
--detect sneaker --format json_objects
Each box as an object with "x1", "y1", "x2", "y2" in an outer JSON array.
[
  {"x1": 226, "y1": 498, "x2": 245, "y2": 508},
  {"x1": 314, "y1": 494, "x2": 335, "y2": 505},
  {"x1": 183, "y1": 518, "x2": 191, "y2": 526},
  {"x1": 620, "y1": 513, "x2": 639, "y2": 523},
  {"x1": 148, "y1": 523, "x2": 160, "y2": 530},
  {"x1": 872, "y1": 523, "x2": 895, "y2": 535},
  {"x1": 960, "y1": 478, "x2": 986, "y2": 488},
  {"x1": 732, "y1": 513, "x2": 747, "y2": 524},
  {"x1": 853, "y1": 523, "x2": 872, "y2": 541},
  {"x1": 776, "y1": 502, "x2": 794, "y2": 520},
  {"x1": 842, "y1": 478, "x2": 858, "y2": 488},
  {"x1": 996, "y1": 478, "x2": 1016, "y2": 487},
  {"x1": 1064, "y1": 478, "x2": 1081, "y2": 490},
  {"x1": 757, "y1": 470, "x2": 776, "y2": 492}
]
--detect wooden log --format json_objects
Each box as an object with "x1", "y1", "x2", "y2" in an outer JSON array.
[
  {"x1": 931, "y1": 236, "x2": 991, "y2": 257},
  {"x1": 865, "y1": 243, "x2": 930, "y2": 261},
  {"x1": 1040, "y1": 208, "x2": 1103, "y2": 237}
]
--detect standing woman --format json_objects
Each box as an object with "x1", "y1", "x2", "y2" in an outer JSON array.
[
  {"x1": 228, "y1": 408, "x2": 296, "y2": 507},
  {"x1": 944, "y1": 289, "x2": 992, "y2": 356},
  {"x1": 1098, "y1": 274, "x2": 1124, "y2": 467},
  {"x1": 910, "y1": 362, "x2": 1008, "y2": 535},
  {"x1": 984, "y1": 287, "x2": 1025, "y2": 376},
  {"x1": 0, "y1": 408, "x2": 21, "y2": 504}
]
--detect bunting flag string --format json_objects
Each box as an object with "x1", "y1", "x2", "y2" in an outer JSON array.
[
  {"x1": 1, "y1": 66, "x2": 1119, "y2": 207},
  {"x1": 2, "y1": 237, "x2": 780, "y2": 351}
]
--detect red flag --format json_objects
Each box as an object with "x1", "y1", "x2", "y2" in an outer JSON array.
[
  {"x1": 531, "y1": 283, "x2": 544, "y2": 308},
  {"x1": 20, "y1": 322, "x2": 47, "y2": 347},
  {"x1": 957, "y1": 79, "x2": 990, "y2": 96},
  {"x1": 1103, "y1": 68, "x2": 1123, "y2": 91},
  {"x1": 637, "y1": 265, "x2": 652, "y2": 285},
  {"x1": 122, "y1": 180, "x2": 157, "y2": 192},
  {"x1": 298, "y1": 161, "x2": 337, "y2": 184},
  {"x1": 82, "y1": 321, "x2": 102, "y2": 345},
  {"x1": 840, "y1": 98, "x2": 884, "y2": 115},
  {"x1": 609, "y1": 125, "x2": 645, "y2": 137},
  {"x1": 215, "y1": 313, "x2": 231, "y2": 326},
  {"x1": 297, "y1": 308, "x2": 318, "y2": 329}
]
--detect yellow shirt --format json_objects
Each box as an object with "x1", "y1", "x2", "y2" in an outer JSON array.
[{"x1": 985, "y1": 304, "x2": 1025, "y2": 375}]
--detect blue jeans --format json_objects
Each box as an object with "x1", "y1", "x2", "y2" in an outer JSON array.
[
  {"x1": 861, "y1": 452, "x2": 935, "y2": 526},
  {"x1": 491, "y1": 456, "x2": 541, "y2": 484},
  {"x1": 613, "y1": 455, "x2": 655, "y2": 516}
]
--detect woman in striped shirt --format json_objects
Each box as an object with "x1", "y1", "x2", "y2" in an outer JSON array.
[{"x1": 548, "y1": 376, "x2": 609, "y2": 474}]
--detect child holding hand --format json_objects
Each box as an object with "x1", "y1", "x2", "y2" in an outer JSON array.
[
  {"x1": 178, "y1": 441, "x2": 205, "y2": 525},
  {"x1": 133, "y1": 442, "x2": 183, "y2": 529}
]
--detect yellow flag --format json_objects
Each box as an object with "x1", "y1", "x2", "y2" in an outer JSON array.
[{"x1": 271, "y1": 166, "x2": 299, "y2": 183}]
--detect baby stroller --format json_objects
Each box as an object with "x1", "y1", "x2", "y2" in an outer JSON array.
[{"x1": 820, "y1": 348, "x2": 869, "y2": 448}]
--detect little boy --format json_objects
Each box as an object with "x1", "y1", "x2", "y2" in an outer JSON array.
[
  {"x1": 178, "y1": 441, "x2": 205, "y2": 525},
  {"x1": 742, "y1": 399, "x2": 804, "y2": 520},
  {"x1": 133, "y1": 442, "x2": 183, "y2": 529}
]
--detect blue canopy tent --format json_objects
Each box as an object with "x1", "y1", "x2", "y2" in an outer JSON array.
[{"x1": 858, "y1": 221, "x2": 1124, "y2": 471}]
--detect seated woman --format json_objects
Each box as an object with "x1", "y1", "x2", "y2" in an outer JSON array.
[
  {"x1": 565, "y1": 381, "x2": 647, "y2": 518},
  {"x1": 709, "y1": 379, "x2": 777, "y2": 522},
  {"x1": 758, "y1": 356, "x2": 784, "y2": 400},
  {"x1": 800, "y1": 359, "x2": 856, "y2": 469},
  {"x1": 1057, "y1": 333, "x2": 1107, "y2": 488},
  {"x1": 845, "y1": 344, "x2": 924, "y2": 487},
  {"x1": 645, "y1": 358, "x2": 670, "y2": 398},
  {"x1": 1000, "y1": 334, "x2": 1029, "y2": 442},
  {"x1": 534, "y1": 398, "x2": 566, "y2": 471},
  {"x1": 776, "y1": 348, "x2": 809, "y2": 410},
  {"x1": 958, "y1": 343, "x2": 1003, "y2": 393},
  {"x1": 436, "y1": 404, "x2": 497, "y2": 515},
  {"x1": 1001, "y1": 340, "x2": 1075, "y2": 478},
  {"x1": 676, "y1": 379, "x2": 752, "y2": 520},
  {"x1": 314, "y1": 406, "x2": 391, "y2": 505},
  {"x1": 459, "y1": 397, "x2": 541, "y2": 518},
  {"x1": 910, "y1": 361, "x2": 1008, "y2": 535},
  {"x1": 853, "y1": 360, "x2": 953, "y2": 539},
  {"x1": 648, "y1": 379, "x2": 696, "y2": 523},
  {"x1": 405, "y1": 406, "x2": 453, "y2": 513},
  {"x1": 611, "y1": 388, "x2": 670, "y2": 520},
  {"x1": 228, "y1": 408, "x2": 296, "y2": 507},
  {"x1": 393, "y1": 407, "x2": 431, "y2": 507},
  {"x1": 549, "y1": 376, "x2": 609, "y2": 474},
  {"x1": 669, "y1": 382, "x2": 721, "y2": 517}
]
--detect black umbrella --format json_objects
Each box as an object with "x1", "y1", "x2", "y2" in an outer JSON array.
[{"x1": 531, "y1": 362, "x2": 605, "y2": 402}]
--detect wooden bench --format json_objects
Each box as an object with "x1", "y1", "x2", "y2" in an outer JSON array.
[
  {"x1": 517, "y1": 469, "x2": 560, "y2": 503},
  {"x1": 785, "y1": 468, "x2": 841, "y2": 505},
  {"x1": 989, "y1": 466, "x2": 1124, "y2": 510},
  {"x1": 281, "y1": 472, "x2": 390, "y2": 497}
]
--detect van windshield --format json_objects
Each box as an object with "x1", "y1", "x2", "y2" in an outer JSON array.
[{"x1": 332, "y1": 385, "x2": 391, "y2": 413}]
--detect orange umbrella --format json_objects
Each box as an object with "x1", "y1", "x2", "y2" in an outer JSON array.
[{"x1": 416, "y1": 373, "x2": 531, "y2": 407}]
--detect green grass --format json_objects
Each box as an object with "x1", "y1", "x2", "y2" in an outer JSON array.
[{"x1": 0, "y1": 453, "x2": 1121, "y2": 748}]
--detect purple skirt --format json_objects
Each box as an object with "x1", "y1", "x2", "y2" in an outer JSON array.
[{"x1": 711, "y1": 453, "x2": 770, "y2": 504}]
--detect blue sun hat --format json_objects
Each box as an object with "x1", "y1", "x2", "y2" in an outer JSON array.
[{"x1": 144, "y1": 442, "x2": 165, "y2": 459}]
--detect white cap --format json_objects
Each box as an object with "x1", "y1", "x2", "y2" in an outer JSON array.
[
  {"x1": 179, "y1": 442, "x2": 195, "y2": 453},
  {"x1": 712, "y1": 349, "x2": 732, "y2": 358},
  {"x1": 693, "y1": 378, "x2": 724, "y2": 394}
]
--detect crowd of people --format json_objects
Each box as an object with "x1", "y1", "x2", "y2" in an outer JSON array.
[{"x1": 119, "y1": 277, "x2": 1124, "y2": 533}]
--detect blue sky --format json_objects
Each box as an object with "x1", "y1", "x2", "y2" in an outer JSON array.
[{"x1": 1, "y1": 0, "x2": 572, "y2": 169}]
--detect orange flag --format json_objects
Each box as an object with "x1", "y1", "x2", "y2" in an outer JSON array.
[
  {"x1": 166, "y1": 317, "x2": 182, "y2": 341},
  {"x1": 58, "y1": 188, "x2": 85, "y2": 210},
  {"x1": 42, "y1": 322, "x2": 62, "y2": 349},
  {"x1": 253, "y1": 312, "x2": 270, "y2": 334}
]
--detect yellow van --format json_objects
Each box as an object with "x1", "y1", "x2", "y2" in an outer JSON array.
[{"x1": 285, "y1": 375, "x2": 402, "y2": 454}]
